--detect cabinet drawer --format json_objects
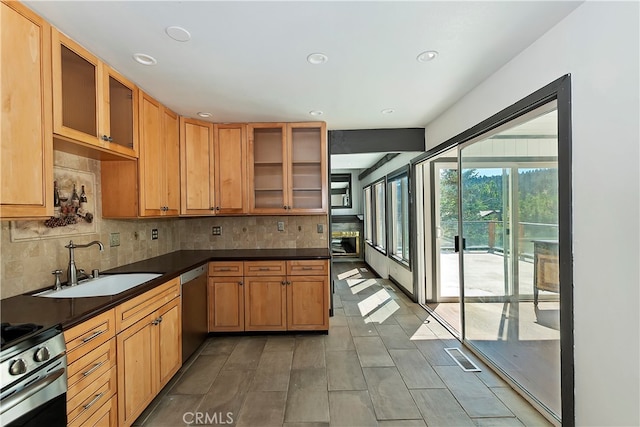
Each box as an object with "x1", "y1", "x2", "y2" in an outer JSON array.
[
  {"x1": 64, "y1": 309, "x2": 115, "y2": 365},
  {"x1": 209, "y1": 261, "x2": 244, "y2": 276},
  {"x1": 67, "y1": 339, "x2": 116, "y2": 395},
  {"x1": 287, "y1": 260, "x2": 328, "y2": 276},
  {"x1": 116, "y1": 278, "x2": 180, "y2": 332},
  {"x1": 67, "y1": 365, "x2": 116, "y2": 427},
  {"x1": 74, "y1": 393, "x2": 117, "y2": 427},
  {"x1": 244, "y1": 261, "x2": 286, "y2": 276}
]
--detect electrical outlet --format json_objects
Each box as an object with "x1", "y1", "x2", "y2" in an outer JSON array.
[
  {"x1": 317, "y1": 224, "x2": 324, "y2": 233},
  {"x1": 109, "y1": 232, "x2": 120, "y2": 247},
  {"x1": 277, "y1": 221, "x2": 285, "y2": 232},
  {"x1": 151, "y1": 229, "x2": 158, "y2": 240},
  {"x1": 212, "y1": 226, "x2": 222, "y2": 236}
]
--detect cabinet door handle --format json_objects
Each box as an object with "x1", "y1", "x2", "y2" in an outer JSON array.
[
  {"x1": 107, "y1": 136, "x2": 113, "y2": 142},
  {"x1": 216, "y1": 206, "x2": 220, "y2": 211},
  {"x1": 83, "y1": 392, "x2": 105, "y2": 411},
  {"x1": 101, "y1": 135, "x2": 109, "y2": 141},
  {"x1": 281, "y1": 281, "x2": 286, "y2": 286},
  {"x1": 81, "y1": 329, "x2": 105, "y2": 343},
  {"x1": 238, "y1": 281, "x2": 243, "y2": 286},
  {"x1": 82, "y1": 361, "x2": 104, "y2": 377}
]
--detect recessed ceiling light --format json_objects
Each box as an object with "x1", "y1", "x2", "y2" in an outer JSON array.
[
  {"x1": 381, "y1": 108, "x2": 395, "y2": 114},
  {"x1": 132, "y1": 53, "x2": 157, "y2": 66},
  {"x1": 416, "y1": 50, "x2": 438, "y2": 63},
  {"x1": 166, "y1": 26, "x2": 191, "y2": 42},
  {"x1": 309, "y1": 110, "x2": 323, "y2": 116},
  {"x1": 197, "y1": 112, "x2": 213, "y2": 118},
  {"x1": 307, "y1": 53, "x2": 328, "y2": 65}
]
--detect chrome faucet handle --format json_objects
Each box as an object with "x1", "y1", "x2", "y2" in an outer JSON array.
[{"x1": 51, "y1": 270, "x2": 63, "y2": 291}]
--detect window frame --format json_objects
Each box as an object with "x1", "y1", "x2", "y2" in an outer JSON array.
[
  {"x1": 363, "y1": 177, "x2": 387, "y2": 255},
  {"x1": 387, "y1": 166, "x2": 411, "y2": 268}
]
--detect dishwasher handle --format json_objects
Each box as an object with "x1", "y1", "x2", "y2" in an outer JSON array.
[{"x1": 180, "y1": 264, "x2": 207, "y2": 285}]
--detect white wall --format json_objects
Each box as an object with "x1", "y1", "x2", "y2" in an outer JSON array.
[
  {"x1": 425, "y1": 2, "x2": 639, "y2": 425},
  {"x1": 360, "y1": 152, "x2": 419, "y2": 294}
]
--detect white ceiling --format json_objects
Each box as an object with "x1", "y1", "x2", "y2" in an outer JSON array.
[{"x1": 26, "y1": 1, "x2": 581, "y2": 134}]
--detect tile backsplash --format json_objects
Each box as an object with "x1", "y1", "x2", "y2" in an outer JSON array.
[{"x1": 0, "y1": 152, "x2": 328, "y2": 299}]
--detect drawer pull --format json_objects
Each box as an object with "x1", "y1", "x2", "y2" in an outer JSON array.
[
  {"x1": 81, "y1": 330, "x2": 105, "y2": 343},
  {"x1": 82, "y1": 361, "x2": 104, "y2": 377},
  {"x1": 217, "y1": 268, "x2": 231, "y2": 271},
  {"x1": 83, "y1": 392, "x2": 105, "y2": 411},
  {"x1": 301, "y1": 266, "x2": 313, "y2": 270},
  {"x1": 258, "y1": 267, "x2": 270, "y2": 271}
]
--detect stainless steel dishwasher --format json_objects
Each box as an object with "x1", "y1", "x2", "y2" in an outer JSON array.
[{"x1": 180, "y1": 264, "x2": 208, "y2": 363}]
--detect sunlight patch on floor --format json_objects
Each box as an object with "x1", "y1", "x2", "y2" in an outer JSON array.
[
  {"x1": 337, "y1": 268, "x2": 361, "y2": 280},
  {"x1": 364, "y1": 299, "x2": 400, "y2": 324},
  {"x1": 409, "y1": 323, "x2": 439, "y2": 341},
  {"x1": 349, "y1": 278, "x2": 378, "y2": 294}
]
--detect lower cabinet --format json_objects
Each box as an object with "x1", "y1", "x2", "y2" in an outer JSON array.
[
  {"x1": 244, "y1": 275, "x2": 287, "y2": 331},
  {"x1": 64, "y1": 309, "x2": 117, "y2": 427},
  {"x1": 115, "y1": 278, "x2": 182, "y2": 427},
  {"x1": 208, "y1": 259, "x2": 329, "y2": 332}
]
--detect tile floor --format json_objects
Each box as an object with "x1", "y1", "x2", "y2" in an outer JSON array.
[{"x1": 135, "y1": 262, "x2": 552, "y2": 427}]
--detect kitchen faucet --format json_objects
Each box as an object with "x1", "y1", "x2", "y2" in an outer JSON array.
[{"x1": 65, "y1": 240, "x2": 104, "y2": 286}]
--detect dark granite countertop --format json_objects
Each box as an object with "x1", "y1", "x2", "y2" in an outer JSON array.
[{"x1": 1, "y1": 248, "x2": 330, "y2": 332}]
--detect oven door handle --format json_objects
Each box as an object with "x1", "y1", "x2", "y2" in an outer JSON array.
[{"x1": 0, "y1": 367, "x2": 65, "y2": 414}]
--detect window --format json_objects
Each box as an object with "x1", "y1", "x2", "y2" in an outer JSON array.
[
  {"x1": 364, "y1": 186, "x2": 372, "y2": 242},
  {"x1": 331, "y1": 174, "x2": 352, "y2": 208},
  {"x1": 363, "y1": 178, "x2": 387, "y2": 253},
  {"x1": 388, "y1": 169, "x2": 410, "y2": 265},
  {"x1": 373, "y1": 180, "x2": 386, "y2": 252}
]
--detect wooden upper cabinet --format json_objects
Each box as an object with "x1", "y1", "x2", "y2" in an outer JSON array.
[
  {"x1": 180, "y1": 117, "x2": 214, "y2": 215},
  {"x1": 287, "y1": 122, "x2": 327, "y2": 213},
  {"x1": 214, "y1": 124, "x2": 247, "y2": 214},
  {"x1": 180, "y1": 119, "x2": 247, "y2": 215},
  {"x1": 52, "y1": 29, "x2": 138, "y2": 158},
  {"x1": 164, "y1": 108, "x2": 180, "y2": 215},
  {"x1": 247, "y1": 123, "x2": 287, "y2": 213},
  {"x1": 138, "y1": 92, "x2": 179, "y2": 216},
  {"x1": 0, "y1": 1, "x2": 53, "y2": 219},
  {"x1": 248, "y1": 122, "x2": 327, "y2": 214}
]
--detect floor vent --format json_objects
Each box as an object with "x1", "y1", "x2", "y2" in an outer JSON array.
[{"x1": 445, "y1": 348, "x2": 481, "y2": 372}]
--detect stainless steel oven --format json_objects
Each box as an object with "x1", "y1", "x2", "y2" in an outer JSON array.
[{"x1": 0, "y1": 324, "x2": 67, "y2": 426}]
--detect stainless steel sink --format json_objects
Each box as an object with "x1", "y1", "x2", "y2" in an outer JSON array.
[{"x1": 34, "y1": 273, "x2": 162, "y2": 298}]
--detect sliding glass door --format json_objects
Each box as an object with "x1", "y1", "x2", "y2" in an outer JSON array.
[{"x1": 459, "y1": 105, "x2": 561, "y2": 417}]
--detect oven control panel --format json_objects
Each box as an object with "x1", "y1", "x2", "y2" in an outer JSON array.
[{"x1": 1, "y1": 332, "x2": 65, "y2": 388}]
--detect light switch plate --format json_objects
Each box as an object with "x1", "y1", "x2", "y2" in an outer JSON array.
[
  {"x1": 277, "y1": 221, "x2": 285, "y2": 232},
  {"x1": 317, "y1": 224, "x2": 324, "y2": 233},
  {"x1": 212, "y1": 226, "x2": 222, "y2": 236},
  {"x1": 151, "y1": 229, "x2": 158, "y2": 240}
]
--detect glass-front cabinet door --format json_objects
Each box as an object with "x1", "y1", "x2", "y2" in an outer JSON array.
[
  {"x1": 287, "y1": 122, "x2": 326, "y2": 213},
  {"x1": 248, "y1": 122, "x2": 327, "y2": 214},
  {"x1": 52, "y1": 30, "x2": 137, "y2": 158},
  {"x1": 248, "y1": 123, "x2": 287, "y2": 213},
  {"x1": 104, "y1": 68, "x2": 137, "y2": 157}
]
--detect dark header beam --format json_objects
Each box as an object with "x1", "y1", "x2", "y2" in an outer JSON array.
[{"x1": 329, "y1": 128, "x2": 425, "y2": 154}]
